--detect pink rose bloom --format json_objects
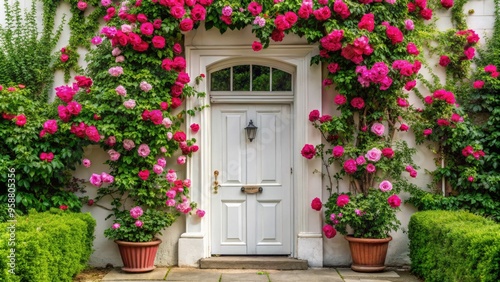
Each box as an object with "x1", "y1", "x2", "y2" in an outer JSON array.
[
  {"x1": 371, "y1": 123, "x2": 385, "y2": 136},
  {"x1": 107, "y1": 149, "x2": 121, "y2": 161},
  {"x1": 167, "y1": 132, "x2": 173, "y2": 140},
  {"x1": 388, "y1": 194, "x2": 401, "y2": 208},
  {"x1": 336, "y1": 194, "x2": 349, "y2": 207},
  {"x1": 366, "y1": 163, "x2": 376, "y2": 173},
  {"x1": 190, "y1": 123, "x2": 200, "y2": 133},
  {"x1": 343, "y1": 159, "x2": 357, "y2": 174},
  {"x1": 311, "y1": 197, "x2": 322, "y2": 211},
  {"x1": 115, "y1": 55, "x2": 124, "y2": 63},
  {"x1": 464, "y1": 47, "x2": 475, "y2": 60},
  {"x1": 108, "y1": 66, "x2": 124, "y2": 77},
  {"x1": 405, "y1": 20, "x2": 415, "y2": 30},
  {"x1": 166, "y1": 169, "x2": 177, "y2": 183},
  {"x1": 115, "y1": 85, "x2": 127, "y2": 96},
  {"x1": 423, "y1": 128, "x2": 432, "y2": 136},
  {"x1": 379, "y1": 180, "x2": 393, "y2": 192},
  {"x1": 135, "y1": 220, "x2": 143, "y2": 228},
  {"x1": 89, "y1": 173, "x2": 102, "y2": 187},
  {"x1": 332, "y1": 146, "x2": 344, "y2": 158},
  {"x1": 166, "y1": 199, "x2": 176, "y2": 206},
  {"x1": 82, "y1": 159, "x2": 91, "y2": 167},
  {"x1": 355, "y1": 156, "x2": 366, "y2": 165},
  {"x1": 467, "y1": 176, "x2": 474, "y2": 182},
  {"x1": 473, "y1": 80, "x2": 484, "y2": 89},
  {"x1": 130, "y1": 206, "x2": 144, "y2": 219},
  {"x1": 15, "y1": 114, "x2": 26, "y2": 126},
  {"x1": 105, "y1": 136, "x2": 116, "y2": 147},
  {"x1": 101, "y1": 172, "x2": 114, "y2": 183},
  {"x1": 322, "y1": 225, "x2": 337, "y2": 238},
  {"x1": 350, "y1": 97, "x2": 365, "y2": 109},
  {"x1": 91, "y1": 36, "x2": 103, "y2": 45},
  {"x1": 112, "y1": 223, "x2": 120, "y2": 229},
  {"x1": 365, "y1": 148, "x2": 382, "y2": 162},
  {"x1": 301, "y1": 144, "x2": 316, "y2": 159},
  {"x1": 121, "y1": 24, "x2": 132, "y2": 33},
  {"x1": 123, "y1": 139, "x2": 135, "y2": 151},
  {"x1": 162, "y1": 118, "x2": 173, "y2": 128},
  {"x1": 153, "y1": 164, "x2": 164, "y2": 175},
  {"x1": 77, "y1": 1, "x2": 88, "y2": 11},
  {"x1": 138, "y1": 144, "x2": 150, "y2": 157},
  {"x1": 196, "y1": 209, "x2": 206, "y2": 218},
  {"x1": 166, "y1": 190, "x2": 176, "y2": 199},
  {"x1": 140, "y1": 81, "x2": 152, "y2": 92},
  {"x1": 112, "y1": 47, "x2": 121, "y2": 56},
  {"x1": 355, "y1": 209, "x2": 364, "y2": 216},
  {"x1": 184, "y1": 179, "x2": 191, "y2": 187},
  {"x1": 405, "y1": 80, "x2": 416, "y2": 91},
  {"x1": 222, "y1": 6, "x2": 232, "y2": 16},
  {"x1": 177, "y1": 156, "x2": 186, "y2": 165},
  {"x1": 138, "y1": 170, "x2": 149, "y2": 180},
  {"x1": 123, "y1": 99, "x2": 136, "y2": 109},
  {"x1": 157, "y1": 157, "x2": 166, "y2": 167},
  {"x1": 248, "y1": 1, "x2": 263, "y2": 16},
  {"x1": 173, "y1": 131, "x2": 187, "y2": 142}
]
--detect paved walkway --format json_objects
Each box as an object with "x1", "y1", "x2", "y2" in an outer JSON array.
[{"x1": 103, "y1": 267, "x2": 422, "y2": 282}]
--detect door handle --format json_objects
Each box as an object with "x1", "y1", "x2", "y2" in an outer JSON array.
[
  {"x1": 241, "y1": 186, "x2": 263, "y2": 194},
  {"x1": 213, "y1": 170, "x2": 221, "y2": 194}
]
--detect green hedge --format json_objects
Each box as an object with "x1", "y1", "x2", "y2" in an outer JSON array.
[
  {"x1": 409, "y1": 210, "x2": 500, "y2": 282},
  {"x1": 0, "y1": 210, "x2": 95, "y2": 282}
]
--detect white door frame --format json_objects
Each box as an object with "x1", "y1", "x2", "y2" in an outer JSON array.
[{"x1": 178, "y1": 43, "x2": 324, "y2": 267}]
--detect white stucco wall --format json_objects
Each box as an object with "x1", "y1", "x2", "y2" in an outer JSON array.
[{"x1": 1, "y1": 0, "x2": 494, "y2": 267}]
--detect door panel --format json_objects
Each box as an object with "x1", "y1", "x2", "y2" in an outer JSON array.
[{"x1": 211, "y1": 104, "x2": 292, "y2": 255}]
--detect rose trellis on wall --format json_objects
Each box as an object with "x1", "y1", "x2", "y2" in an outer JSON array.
[{"x1": 39, "y1": 0, "x2": 479, "y2": 241}]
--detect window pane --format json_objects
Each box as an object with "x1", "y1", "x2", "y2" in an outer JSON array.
[
  {"x1": 211, "y1": 68, "x2": 230, "y2": 91},
  {"x1": 272, "y1": 68, "x2": 292, "y2": 91},
  {"x1": 252, "y1": 65, "x2": 270, "y2": 91},
  {"x1": 233, "y1": 65, "x2": 250, "y2": 91}
]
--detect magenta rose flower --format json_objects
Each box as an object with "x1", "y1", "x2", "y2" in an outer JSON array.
[
  {"x1": 190, "y1": 123, "x2": 200, "y2": 133},
  {"x1": 336, "y1": 194, "x2": 349, "y2": 207},
  {"x1": 366, "y1": 163, "x2": 376, "y2": 173},
  {"x1": 166, "y1": 169, "x2": 177, "y2": 183},
  {"x1": 350, "y1": 97, "x2": 365, "y2": 109},
  {"x1": 308, "y1": 110, "x2": 320, "y2": 122},
  {"x1": 343, "y1": 159, "x2": 357, "y2": 174},
  {"x1": 43, "y1": 120, "x2": 58, "y2": 134},
  {"x1": 101, "y1": 172, "x2": 114, "y2": 183},
  {"x1": 152, "y1": 35, "x2": 166, "y2": 49},
  {"x1": 382, "y1": 148, "x2": 394, "y2": 158},
  {"x1": 322, "y1": 225, "x2": 337, "y2": 238},
  {"x1": 112, "y1": 223, "x2": 120, "y2": 229},
  {"x1": 356, "y1": 156, "x2": 366, "y2": 165},
  {"x1": 301, "y1": 144, "x2": 316, "y2": 159},
  {"x1": 334, "y1": 94, "x2": 346, "y2": 105},
  {"x1": 387, "y1": 194, "x2": 401, "y2": 208},
  {"x1": 332, "y1": 146, "x2": 344, "y2": 158},
  {"x1": 196, "y1": 209, "x2": 206, "y2": 218},
  {"x1": 135, "y1": 220, "x2": 143, "y2": 228},
  {"x1": 439, "y1": 55, "x2": 451, "y2": 67},
  {"x1": 179, "y1": 18, "x2": 194, "y2": 32},
  {"x1": 252, "y1": 41, "x2": 263, "y2": 52},
  {"x1": 177, "y1": 156, "x2": 187, "y2": 164},
  {"x1": 423, "y1": 128, "x2": 433, "y2": 136},
  {"x1": 82, "y1": 158, "x2": 91, "y2": 167},
  {"x1": 138, "y1": 170, "x2": 150, "y2": 180},
  {"x1": 311, "y1": 197, "x2": 322, "y2": 211}
]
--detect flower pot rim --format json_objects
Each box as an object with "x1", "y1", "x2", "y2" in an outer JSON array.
[
  {"x1": 114, "y1": 238, "x2": 162, "y2": 246},
  {"x1": 344, "y1": 235, "x2": 392, "y2": 243}
]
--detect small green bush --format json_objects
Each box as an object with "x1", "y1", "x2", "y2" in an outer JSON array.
[
  {"x1": 0, "y1": 209, "x2": 95, "y2": 282},
  {"x1": 409, "y1": 210, "x2": 500, "y2": 282}
]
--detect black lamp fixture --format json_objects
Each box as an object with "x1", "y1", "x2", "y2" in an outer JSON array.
[{"x1": 245, "y1": 120, "x2": 258, "y2": 142}]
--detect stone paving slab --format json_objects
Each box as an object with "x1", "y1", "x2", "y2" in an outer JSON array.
[
  {"x1": 102, "y1": 267, "x2": 421, "y2": 282},
  {"x1": 338, "y1": 269, "x2": 400, "y2": 278}
]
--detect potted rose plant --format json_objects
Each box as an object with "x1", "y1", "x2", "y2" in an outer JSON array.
[
  {"x1": 298, "y1": 0, "x2": 429, "y2": 273},
  {"x1": 42, "y1": 0, "x2": 207, "y2": 273}
]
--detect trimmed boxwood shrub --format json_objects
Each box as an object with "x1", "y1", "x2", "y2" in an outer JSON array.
[
  {"x1": 409, "y1": 210, "x2": 500, "y2": 282},
  {"x1": 0, "y1": 209, "x2": 95, "y2": 282}
]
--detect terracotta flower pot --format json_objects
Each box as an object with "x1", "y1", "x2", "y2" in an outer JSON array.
[
  {"x1": 115, "y1": 239, "x2": 162, "y2": 273},
  {"x1": 344, "y1": 235, "x2": 392, "y2": 273}
]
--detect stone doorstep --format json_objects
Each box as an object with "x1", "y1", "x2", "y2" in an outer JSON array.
[{"x1": 199, "y1": 256, "x2": 308, "y2": 270}]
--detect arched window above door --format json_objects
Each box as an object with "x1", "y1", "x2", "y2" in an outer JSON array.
[{"x1": 210, "y1": 64, "x2": 292, "y2": 92}]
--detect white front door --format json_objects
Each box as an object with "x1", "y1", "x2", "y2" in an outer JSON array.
[{"x1": 211, "y1": 104, "x2": 292, "y2": 255}]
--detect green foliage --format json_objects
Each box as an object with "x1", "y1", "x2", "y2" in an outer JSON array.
[
  {"x1": 408, "y1": 0, "x2": 500, "y2": 222},
  {"x1": 409, "y1": 210, "x2": 500, "y2": 282},
  {"x1": 0, "y1": 86, "x2": 86, "y2": 214},
  {"x1": 0, "y1": 0, "x2": 64, "y2": 101},
  {"x1": 0, "y1": 209, "x2": 96, "y2": 282}
]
